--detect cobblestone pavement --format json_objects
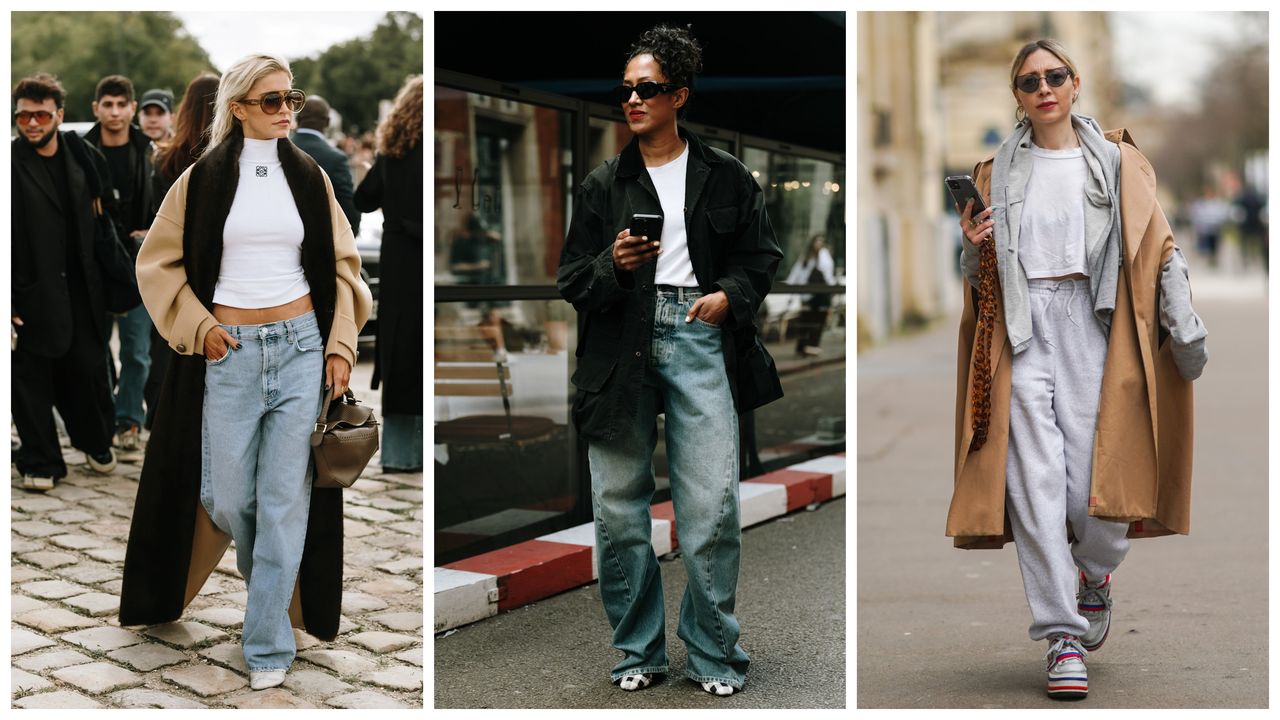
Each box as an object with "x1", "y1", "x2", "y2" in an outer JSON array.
[{"x1": 11, "y1": 359, "x2": 424, "y2": 709}]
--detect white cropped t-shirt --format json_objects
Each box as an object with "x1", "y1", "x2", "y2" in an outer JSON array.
[
  {"x1": 1018, "y1": 142, "x2": 1089, "y2": 279},
  {"x1": 212, "y1": 137, "x2": 310, "y2": 308}
]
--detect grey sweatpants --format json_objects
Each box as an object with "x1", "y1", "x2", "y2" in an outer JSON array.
[{"x1": 1006, "y1": 278, "x2": 1131, "y2": 641}]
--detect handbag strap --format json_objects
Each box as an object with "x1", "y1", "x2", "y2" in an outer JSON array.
[{"x1": 311, "y1": 387, "x2": 358, "y2": 446}]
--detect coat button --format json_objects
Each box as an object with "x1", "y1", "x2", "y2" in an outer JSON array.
[
  {"x1": 635, "y1": 351, "x2": 641, "y2": 358},
  {"x1": 177, "y1": 343, "x2": 186, "y2": 353}
]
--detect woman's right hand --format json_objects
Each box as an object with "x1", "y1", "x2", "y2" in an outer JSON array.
[
  {"x1": 204, "y1": 326, "x2": 239, "y2": 361},
  {"x1": 612, "y1": 228, "x2": 661, "y2": 271},
  {"x1": 958, "y1": 199, "x2": 994, "y2": 247}
]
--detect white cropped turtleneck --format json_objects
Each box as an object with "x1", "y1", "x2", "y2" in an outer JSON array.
[{"x1": 212, "y1": 137, "x2": 310, "y2": 308}]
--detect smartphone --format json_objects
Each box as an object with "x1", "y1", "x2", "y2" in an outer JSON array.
[
  {"x1": 944, "y1": 175, "x2": 987, "y2": 217},
  {"x1": 630, "y1": 213, "x2": 663, "y2": 244}
]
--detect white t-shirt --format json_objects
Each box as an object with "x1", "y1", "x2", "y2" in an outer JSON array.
[
  {"x1": 213, "y1": 137, "x2": 311, "y2": 308},
  {"x1": 1018, "y1": 142, "x2": 1089, "y2": 279},
  {"x1": 647, "y1": 141, "x2": 697, "y2": 287}
]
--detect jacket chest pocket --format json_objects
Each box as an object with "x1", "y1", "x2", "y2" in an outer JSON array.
[{"x1": 707, "y1": 205, "x2": 739, "y2": 238}]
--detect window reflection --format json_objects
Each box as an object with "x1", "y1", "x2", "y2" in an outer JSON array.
[
  {"x1": 434, "y1": 300, "x2": 576, "y2": 564},
  {"x1": 435, "y1": 88, "x2": 574, "y2": 286}
]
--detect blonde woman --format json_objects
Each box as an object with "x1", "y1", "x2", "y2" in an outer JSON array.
[
  {"x1": 950, "y1": 39, "x2": 1207, "y2": 700},
  {"x1": 119, "y1": 53, "x2": 371, "y2": 690}
]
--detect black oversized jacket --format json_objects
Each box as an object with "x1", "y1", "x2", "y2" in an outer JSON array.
[{"x1": 557, "y1": 128, "x2": 783, "y2": 441}]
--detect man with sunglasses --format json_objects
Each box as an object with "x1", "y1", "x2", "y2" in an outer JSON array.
[
  {"x1": 12, "y1": 73, "x2": 120, "y2": 490},
  {"x1": 85, "y1": 74, "x2": 158, "y2": 459},
  {"x1": 558, "y1": 25, "x2": 783, "y2": 697}
]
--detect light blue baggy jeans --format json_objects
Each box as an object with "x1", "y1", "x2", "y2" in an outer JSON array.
[
  {"x1": 587, "y1": 286, "x2": 750, "y2": 690},
  {"x1": 200, "y1": 310, "x2": 328, "y2": 671}
]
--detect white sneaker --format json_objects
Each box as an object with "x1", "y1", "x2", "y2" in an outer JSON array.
[
  {"x1": 21, "y1": 474, "x2": 55, "y2": 492},
  {"x1": 250, "y1": 670, "x2": 286, "y2": 690},
  {"x1": 1077, "y1": 572, "x2": 1113, "y2": 651},
  {"x1": 1045, "y1": 634, "x2": 1088, "y2": 700}
]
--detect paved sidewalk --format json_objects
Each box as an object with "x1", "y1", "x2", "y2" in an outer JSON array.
[
  {"x1": 11, "y1": 358, "x2": 424, "y2": 709},
  {"x1": 857, "y1": 266, "x2": 1267, "y2": 708}
]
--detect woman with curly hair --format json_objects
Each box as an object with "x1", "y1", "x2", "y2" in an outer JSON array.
[
  {"x1": 355, "y1": 75, "x2": 423, "y2": 472},
  {"x1": 557, "y1": 25, "x2": 784, "y2": 696},
  {"x1": 951, "y1": 39, "x2": 1208, "y2": 700}
]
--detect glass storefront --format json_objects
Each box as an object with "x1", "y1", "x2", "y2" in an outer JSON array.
[
  {"x1": 436, "y1": 72, "x2": 845, "y2": 565},
  {"x1": 434, "y1": 299, "x2": 576, "y2": 564},
  {"x1": 435, "y1": 87, "x2": 574, "y2": 287}
]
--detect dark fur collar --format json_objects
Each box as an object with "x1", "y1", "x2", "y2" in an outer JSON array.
[{"x1": 181, "y1": 124, "x2": 337, "y2": 343}]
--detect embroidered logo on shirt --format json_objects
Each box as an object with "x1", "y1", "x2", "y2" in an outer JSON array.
[{"x1": 255, "y1": 165, "x2": 268, "y2": 177}]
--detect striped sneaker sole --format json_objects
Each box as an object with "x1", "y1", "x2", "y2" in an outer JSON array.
[{"x1": 1047, "y1": 677, "x2": 1088, "y2": 700}]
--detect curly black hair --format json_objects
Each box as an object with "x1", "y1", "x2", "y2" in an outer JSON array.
[{"x1": 625, "y1": 24, "x2": 704, "y2": 117}]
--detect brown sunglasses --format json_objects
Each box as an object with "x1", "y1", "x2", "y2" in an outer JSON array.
[{"x1": 238, "y1": 89, "x2": 306, "y2": 114}]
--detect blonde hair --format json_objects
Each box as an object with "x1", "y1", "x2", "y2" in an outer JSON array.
[
  {"x1": 207, "y1": 53, "x2": 293, "y2": 149},
  {"x1": 377, "y1": 75, "x2": 423, "y2": 159},
  {"x1": 1009, "y1": 38, "x2": 1079, "y2": 89}
]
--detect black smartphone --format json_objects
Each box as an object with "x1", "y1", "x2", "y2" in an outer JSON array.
[
  {"x1": 944, "y1": 175, "x2": 987, "y2": 216},
  {"x1": 630, "y1": 213, "x2": 663, "y2": 244}
]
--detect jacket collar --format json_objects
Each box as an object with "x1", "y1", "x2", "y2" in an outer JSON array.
[
  {"x1": 13, "y1": 130, "x2": 91, "y2": 213},
  {"x1": 616, "y1": 125, "x2": 721, "y2": 178},
  {"x1": 617, "y1": 125, "x2": 722, "y2": 218}
]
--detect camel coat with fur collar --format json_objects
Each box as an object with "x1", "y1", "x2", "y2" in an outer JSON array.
[{"x1": 948, "y1": 128, "x2": 1196, "y2": 550}]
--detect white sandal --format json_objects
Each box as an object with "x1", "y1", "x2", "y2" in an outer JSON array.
[
  {"x1": 701, "y1": 680, "x2": 736, "y2": 696},
  {"x1": 617, "y1": 673, "x2": 654, "y2": 691}
]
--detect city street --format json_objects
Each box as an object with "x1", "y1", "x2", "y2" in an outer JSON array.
[
  {"x1": 856, "y1": 264, "x2": 1267, "y2": 708},
  {"x1": 435, "y1": 496, "x2": 846, "y2": 709},
  {"x1": 11, "y1": 358, "x2": 424, "y2": 709}
]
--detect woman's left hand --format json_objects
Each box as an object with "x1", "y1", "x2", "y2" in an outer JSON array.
[
  {"x1": 325, "y1": 354, "x2": 352, "y2": 401},
  {"x1": 687, "y1": 290, "x2": 730, "y2": 326}
]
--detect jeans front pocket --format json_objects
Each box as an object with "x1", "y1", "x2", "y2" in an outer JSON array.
[
  {"x1": 205, "y1": 348, "x2": 233, "y2": 366},
  {"x1": 293, "y1": 330, "x2": 324, "y2": 354}
]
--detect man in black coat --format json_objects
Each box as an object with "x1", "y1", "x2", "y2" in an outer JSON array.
[
  {"x1": 84, "y1": 74, "x2": 156, "y2": 456},
  {"x1": 292, "y1": 95, "x2": 360, "y2": 236},
  {"x1": 12, "y1": 73, "x2": 118, "y2": 490}
]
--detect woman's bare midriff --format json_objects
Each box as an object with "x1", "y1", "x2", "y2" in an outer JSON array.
[
  {"x1": 1036, "y1": 272, "x2": 1088, "y2": 282},
  {"x1": 213, "y1": 294, "x2": 314, "y2": 325}
]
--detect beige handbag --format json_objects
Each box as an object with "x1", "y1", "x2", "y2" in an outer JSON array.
[{"x1": 310, "y1": 389, "x2": 380, "y2": 489}]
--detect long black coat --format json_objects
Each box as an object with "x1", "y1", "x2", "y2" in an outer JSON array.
[
  {"x1": 556, "y1": 128, "x2": 784, "y2": 442},
  {"x1": 119, "y1": 127, "x2": 345, "y2": 640},
  {"x1": 12, "y1": 131, "x2": 112, "y2": 356},
  {"x1": 354, "y1": 144, "x2": 423, "y2": 416}
]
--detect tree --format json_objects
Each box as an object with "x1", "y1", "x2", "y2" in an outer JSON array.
[
  {"x1": 12, "y1": 12, "x2": 215, "y2": 123},
  {"x1": 290, "y1": 11, "x2": 423, "y2": 136}
]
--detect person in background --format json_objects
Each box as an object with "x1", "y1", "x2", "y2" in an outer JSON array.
[
  {"x1": 85, "y1": 74, "x2": 157, "y2": 457},
  {"x1": 355, "y1": 75, "x2": 424, "y2": 473},
  {"x1": 12, "y1": 73, "x2": 118, "y2": 490},
  {"x1": 138, "y1": 88, "x2": 175, "y2": 143},
  {"x1": 1187, "y1": 185, "x2": 1229, "y2": 268},
  {"x1": 293, "y1": 94, "x2": 360, "y2": 235},
  {"x1": 784, "y1": 233, "x2": 835, "y2": 356},
  {"x1": 144, "y1": 71, "x2": 220, "y2": 430}
]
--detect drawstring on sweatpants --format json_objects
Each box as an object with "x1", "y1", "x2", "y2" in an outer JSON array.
[{"x1": 1038, "y1": 280, "x2": 1083, "y2": 348}]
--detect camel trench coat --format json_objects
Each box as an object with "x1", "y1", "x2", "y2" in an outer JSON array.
[{"x1": 948, "y1": 128, "x2": 1195, "y2": 550}]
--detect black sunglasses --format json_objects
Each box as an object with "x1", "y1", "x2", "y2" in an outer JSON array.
[
  {"x1": 611, "y1": 82, "x2": 679, "y2": 106},
  {"x1": 1014, "y1": 67, "x2": 1073, "y2": 94},
  {"x1": 239, "y1": 89, "x2": 307, "y2": 114}
]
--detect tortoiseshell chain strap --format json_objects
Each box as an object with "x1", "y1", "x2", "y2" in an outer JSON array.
[{"x1": 969, "y1": 234, "x2": 998, "y2": 452}]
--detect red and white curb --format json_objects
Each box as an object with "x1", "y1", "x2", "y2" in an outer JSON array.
[{"x1": 434, "y1": 452, "x2": 845, "y2": 633}]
